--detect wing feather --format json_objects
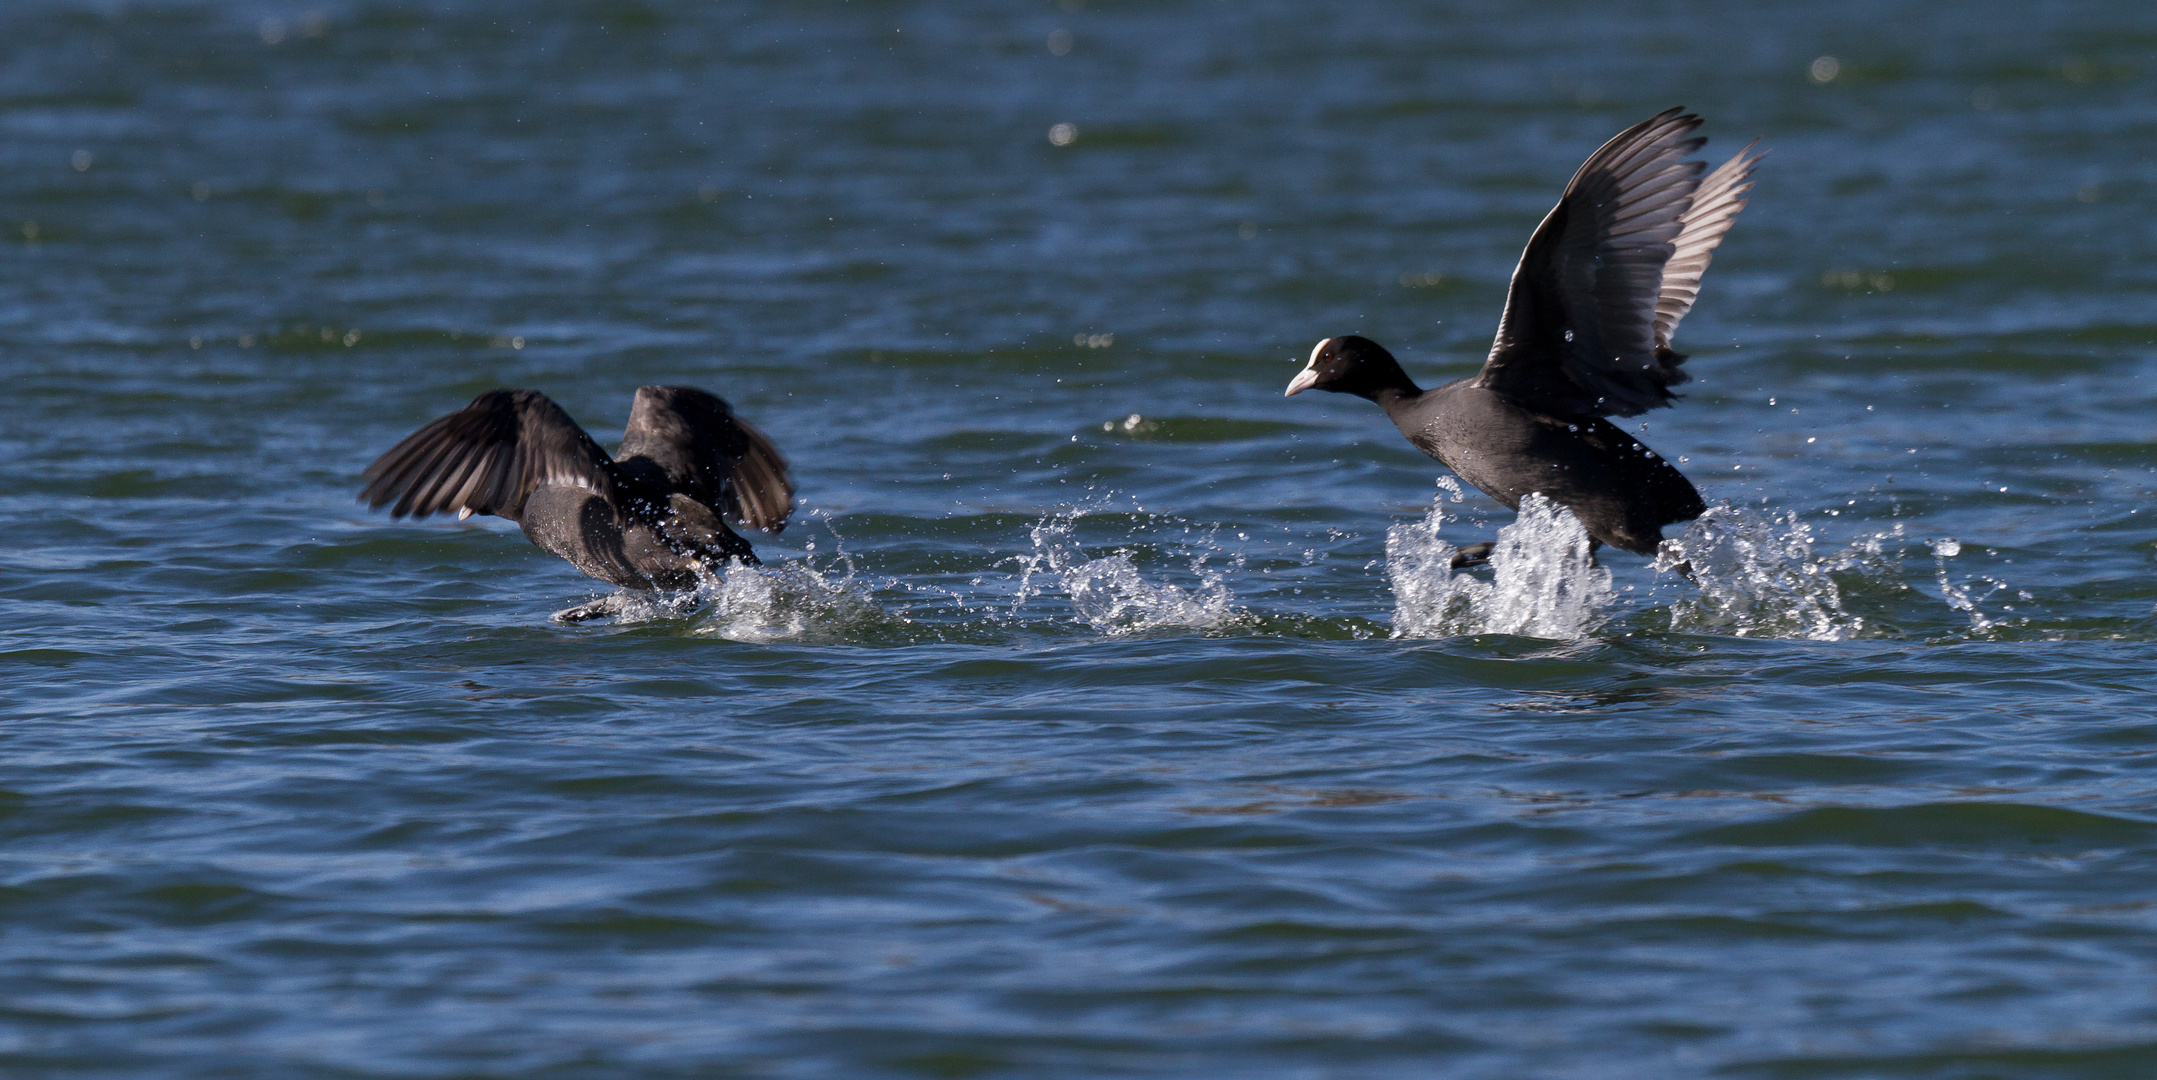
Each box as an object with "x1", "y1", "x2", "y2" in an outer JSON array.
[
  {"x1": 404, "y1": 441, "x2": 484, "y2": 519},
  {"x1": 386, "y1": 433, "x2": 470, "y2": 519},
  {"x1": 1654, "y1": 140, "x2": 1764, "y2": 347},
  {"x1": 617, "y1": 386, "x2": 795, "y2": 534},
  {"x1": 359, "y1": 389, "x2": 616, "y2": 523},
  {"x1": 1477, "y1": 108, "x2": 1759, "y2": 418}
]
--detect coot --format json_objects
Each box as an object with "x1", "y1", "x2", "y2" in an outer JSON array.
[
  {"x1": 360, "y1": 385, "x2": 793, "y2": 620},
  {"x1": 1286, "y1": 108, "x2": 1761, "y2": 564}
]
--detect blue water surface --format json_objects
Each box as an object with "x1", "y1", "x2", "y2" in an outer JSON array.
[{"x1": 5, "y1": 2, "x2": 2157, "y2": 1077}]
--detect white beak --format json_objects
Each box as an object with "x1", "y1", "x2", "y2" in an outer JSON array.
[{"x1": 1284, "y1": 365, "x2": 1321, "y2": 397}]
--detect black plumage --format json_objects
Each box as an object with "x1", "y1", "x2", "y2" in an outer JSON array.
[
  {"x1": 360, "y1": 386, "x2": 793, "y2": 610},
  {"x1": 1286, "y1": 108, "x2": 1762, "y2": 559}
]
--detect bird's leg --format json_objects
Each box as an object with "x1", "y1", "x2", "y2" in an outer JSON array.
[
  {"x1": 1447, "y1": 537, "x2": 1605, "y2": 570},
  {"x1": 1448, "y1": 542, "x2": 1496, "y2": 569},
  {"x1": 654, "y1": 495, "x2": 761, "y2": 569},
  {"x1": 698, "y1": 521, "x2": 760, "y2": 568},
  {"x1": 712, "y1": 540, "x2": 760, "y2": 568},
  {"x1": 552, "y1": 594, "x2": 632, "y2": 623}
]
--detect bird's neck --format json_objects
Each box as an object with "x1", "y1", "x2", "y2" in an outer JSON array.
[
  {"x1": 1358, "y1": 366, "x2": 1423, "y2": 413},
  {"x1": 1346, "y1": 353, "x2": 1422, "y2": 407},
  {"x1": 1367, "y1": 384, "x2": 1419, "y2": 409}
]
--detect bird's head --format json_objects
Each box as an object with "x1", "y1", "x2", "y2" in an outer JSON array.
[{"x1": 1284, "y1": 335, "x2": 1412, "y2": 400}]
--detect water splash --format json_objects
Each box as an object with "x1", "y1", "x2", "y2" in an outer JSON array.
[
  {"x1": 1014, "y1": 512, "x2": 1242, "y2": 634},
  {"x1": 1387, "y1": 492, "x2": 1614, "y2": 640},
  {"x1": 574, "y1": 588, "x2": 703, "y2": 625},
  {"x1": 1650, "y1": 504, "x2": 1897, "y2": 640},
  {"x1": 693, "y1": 557, "x2": 896, "y2": 643},
  {"x1": 1929, "y1": 538, "x2": 2008, "y2": 634}
]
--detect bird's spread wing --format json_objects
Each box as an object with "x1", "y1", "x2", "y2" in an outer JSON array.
[
  {"x1": 617, "y1": 386, "x2": 795, "y2": 533},
  {"x1": 1477, "y1": 108, "x2": 1759, "y2": 418},
  {"x1": 359, "y1": 389, "x2": 616, "y2": 522},
  {"x1": 1655, "y1": 139, "x2": 1763, "y2": 349}
]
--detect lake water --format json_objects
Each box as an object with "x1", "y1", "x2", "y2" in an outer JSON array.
[{"x1": 6, "y1": 2, "x2": 2157, "y2": 1077}]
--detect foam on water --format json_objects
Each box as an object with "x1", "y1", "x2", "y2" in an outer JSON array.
[
  {"x1": 1014, "y1": 512, "x2": 1242, "y2": 635},
  {"x1": 1387, "y1": 491, "x2": 1614, "y2": 640}
]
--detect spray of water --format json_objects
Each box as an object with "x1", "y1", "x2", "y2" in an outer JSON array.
[
  {"x1": 1652, "y1": 504, "x2": 1874, "y2": 640},
  {"x1": 578, "y1": 588, "x2": 702, "y2": 624},
  {"x1": 694, "y1": 558, "x2": 894, "y2": 643},
  {"x1": 1014, "y1": 511, "x2": 1242, "y2": 634},
  {"x1": 1927, "y1": 538, "x2": 2010, "y2": 634},
  {"x1": 580, "y1": 556, "x2": 892, "y2": 642},
  {"x1": 1387, "y1": 491, "x2": 1614, "y2": 640},
  {"x1": 569, "y1": 495, "x2": 2016, "y2": 645}
]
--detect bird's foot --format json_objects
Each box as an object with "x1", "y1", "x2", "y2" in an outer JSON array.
[
  {"x1": 552, "y1": 595, "x2": 631, "y2": 623},
  {"x1": 1449, "y1": 542, "x2": 1496, "y2": 569},
  {"x1": 1651, "y1": 540, "x2": 1694, "y2": 580}
]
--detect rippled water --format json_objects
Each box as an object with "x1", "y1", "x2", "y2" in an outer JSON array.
[{"x1": 7, "y1": 2, "x2": 2157, "y2": 1076}]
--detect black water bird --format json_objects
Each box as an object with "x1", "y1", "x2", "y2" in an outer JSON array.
[
  {"x1": 1286, "y1": 108, "x2": 1762, "y2": 566},
  {"x1": 360, "y1": 386, "x2": 793, "y2": 620}
]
